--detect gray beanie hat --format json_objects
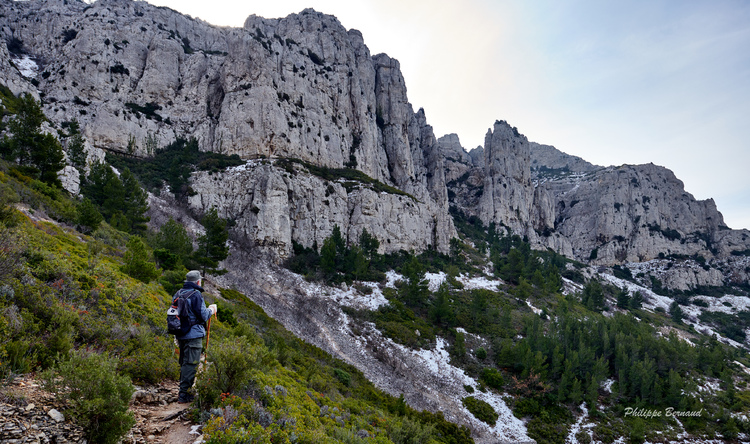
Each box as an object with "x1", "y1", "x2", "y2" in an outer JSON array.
[{"x1": 186, "y1": 270, "x2": 202, "y2": 282}]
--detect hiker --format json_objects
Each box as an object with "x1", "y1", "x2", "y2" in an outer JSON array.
[{"x1": 175, "y1": 270, "x2": 217, "y2": 404}]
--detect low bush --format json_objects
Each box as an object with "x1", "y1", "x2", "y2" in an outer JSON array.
[
  {"x1": 43, "y1": 350, "x2": 135, "y2": 444},
  {"x1": 462, "y1": 396, "x2": 498, "y2": 426},
  {"x1": 387, "y1": 416, "x2": 436, "y2": 444},
  {"x1": 197, "y1": 334, "x2": 272, "y2": 405},
  {"x1": 118, "y1": 333, "x2": 179, "y2": 384},
  {"x1": 480, "y1": 367, "x2": 504, "y2": 391}
]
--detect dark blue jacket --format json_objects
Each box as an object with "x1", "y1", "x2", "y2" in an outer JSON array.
[{"x1": 175, "y1": 281, "x2": 212, "y2": 340}]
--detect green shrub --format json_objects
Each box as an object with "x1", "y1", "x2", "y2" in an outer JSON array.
[
  {"x1": 462, "y1": 396, "x2": 498, "y2": 426},
  {"x1": 387, "y1": 416, "x2": 436, "y2": 444},
  {"x1": 121, "y1": 236, "x2": 159, "y2": 283},
  {"x1": 475, "y1": 347, "x2": 487, "y2": 360},
  {"x1": 159, "y1": 267, "x2": 188, "y2": 294},
  {"x1": 527, "y1": 416, "x2": 568, "y2": 444},
  {"x1": 576, "y1": 430, "x2": 592, "y2": 444},
  {"x1": 480, "y1": 367, "x2": 504, "y2": 390},
  {"x1": 43, "y1": 350, "x2": 135, "y2": 444},
  {"x1": 118, "y1": 333, "x2": 179, "y2": 383},
  {"x1": 4, "y1": 340, "x2": 34, "y2": 374},
  {"x1": 198, "y1": 335, "x2": 272, "y2": 405},
  {"x1": 334, "y1": 368, "x2": 351, "y2": 387}
]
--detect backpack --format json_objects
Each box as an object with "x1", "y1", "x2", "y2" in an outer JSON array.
[{"x1": 167, "y1": 289, "x2": 198, "y2": 336}]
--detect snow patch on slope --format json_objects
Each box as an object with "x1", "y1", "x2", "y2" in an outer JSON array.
[
  {"x1": 423, "y1": 272, "x2": 503, "y2": 292},
  {"x1": 11, "y1": 55, "x2": 38, "y2": 78},
  {"x1": 300, "y1": 280, "x2": 389, "y2": 310},
  {"x1": 388, "y1": 337, "x2": 531, "y2": 443}
]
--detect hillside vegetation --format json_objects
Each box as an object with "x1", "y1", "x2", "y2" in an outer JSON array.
[{"x1": 0, "y1": 93, "x2": 472, "y2": 443}]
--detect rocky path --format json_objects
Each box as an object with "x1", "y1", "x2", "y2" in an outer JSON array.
[{"x1": 0, "y1": 377, "x2": 201, "y2": 444}]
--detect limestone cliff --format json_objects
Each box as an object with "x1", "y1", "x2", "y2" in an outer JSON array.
[
  {"x1": 529, "y1": 142, "x2": 599, "y2": 178},
  {"x1": 2, "y1": 0, "x2": 747, "y2": 276},
  {"x1": 540, "y1": 158, "x2": 750, "y2": 267},
  {"x1": 0, "y1": 0, "x2": 455, "y2": 255},
  {"x1": 477, "y1": 121, "x2": 554, "y2": 239}
]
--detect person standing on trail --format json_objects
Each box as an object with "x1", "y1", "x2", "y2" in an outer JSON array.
[{"x1": 176, "y1": 270, "x2": 217, "y2": 404}]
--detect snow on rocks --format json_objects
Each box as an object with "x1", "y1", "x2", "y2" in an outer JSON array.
[
  {"x1": 385, "y1": 270, "x2": 404, "y2": 289},
  {"x1": 11, "y1": 55, "x2": 39, "y2": 78},
  {"x1": 471, "y1": 390, "x2": 532, "y2": 443},
  {"x1": 425, "y1": 272, "x2": 446, "y2": 292},
  {"x1": 398, "y1": 271, "x2": 503, "y2": 293},
  {"x1": 456, "y1": 273, "x2": 502, "y2": 292},
  {"x1": 566, "y1": 404, "x2": 594, "y2": 444},
  {"x1": 599, "y1": 271, "x2": 748, "y2": 348},
  {"x1": 387, "y1": 337, "x2": 531, "y2": 443},
  {"x1": 301, "y1": 279, "x2": 389, "y2": 311},
  {"x1": 525, "y1": 300, "x2": 542, "y2": 316},
  {"x1": 692, "y1": 294, "x2": 750, "y2": 314},
  {"x1": 562, "y1": 277, "x2": 584, "y2": 295},
  {"x1": 598, "y1": 272, "x2": 670, "y2": 312},
  {"x1": 696, "y1": 378, "x2": 721, "y2": 395},
  {"x1": 225, "y1": 159, "x2": 266, "y2": 174},
  {"x1": 734, "y1": 360, "x2": 750, "y2": 375}
]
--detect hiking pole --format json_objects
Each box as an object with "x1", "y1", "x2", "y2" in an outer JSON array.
[{"x1": 205, "y1": 316, "x2": 212, "y2": 362}]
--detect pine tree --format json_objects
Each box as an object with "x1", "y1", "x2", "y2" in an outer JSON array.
[
  {"x1": 5, "y1": 93, "x2": 45, "y2": 165},
  {"x1": 669, "y1": 301, "x2": 684, "y2": 324},
  {"x1": 195, "y1": 208, "x2": 229, "y2": 274},
  {"x1": 121, "y1": 236, "x2": 159, "y2": 283},
  {"x1": 586, "y1": 378, "x2": 599, "y2": 408},
  {"x1": 350, "y1": 246, "x2": 368, "y2": 281},
  {"x1": 320, "y1": 237, "x2": 337, "y2": 276},
  {"x1": 153, "y1": 218, "x2": 193, "y2": 267},
  {"x1": 429, "y1": 283, "x2": 454, "y2": 327},
  {"x1": 66, "y1": 121, "x2": 87, "y2": 178},
  {"x1": 569, "y1": 378, "x2": 583, "y2": 405},
  {"x1": 33, "y1": 134, "x2": 65, "y2": 187},
  {"x1": 616, "y1": 288, "x2": 631, "y2": 309},
  {"x1": 4, "y1": 94, "x2": 64, "y2": 186},
  {"x1": 76, "y1": 197, "x2": 103, "y2": 234},
  {"x1": 120, "y1": 168, "x2": 149, "y2": 234},
  {"x1": 582, "y1": 280, "x2": 605, "y2": 312},
  {"x1": 82, "y1": 161, "x2": 112, "y2": 208},
  {"x1": 630, "y1": 291, "x2": 644, "y2": 310},
  {"x1": 452, "y1": 330, "x2": 466, "y2": 363},
  {"x1": 358, "y1": 228, "x2": 379, "y2": 259},
  {"x1": 101, "y1": 173, "x2": 126, "y2": 222}
]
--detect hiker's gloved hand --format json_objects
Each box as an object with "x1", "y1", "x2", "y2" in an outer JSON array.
[{"x1": 208, "y1": 304, "x2": 218, "y2": 316}]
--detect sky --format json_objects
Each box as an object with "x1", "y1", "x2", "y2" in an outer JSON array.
[{"x1": 142, "y1": 0, "x2": 750, "y2": 230}]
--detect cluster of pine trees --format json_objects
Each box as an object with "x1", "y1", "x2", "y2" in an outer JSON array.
[
  {"x1": 0, "y1": 91, "x2": 65, "y2": 186},
  {"x1": 0, "y1": 92, "x2": 230, "y2": 286}
]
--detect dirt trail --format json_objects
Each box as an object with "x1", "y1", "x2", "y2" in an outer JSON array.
[
  {"x1": 129, "y1": 380, "x2": 202, "y2": 444},
  {"x1": 0, "y1": 376, "x2": 202, "y2": 444}
]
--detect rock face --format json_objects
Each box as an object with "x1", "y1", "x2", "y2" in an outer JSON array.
[
  {"x1": 529, "y1": 142, "x2": 599, "y2": 177},
  {"x1": 0, "y1": 0, "x2": 455, "y2": 254},
  {"x1": 477, "y1": 121, "x2": 554, "y2": 239},
  {"x1": 2, "y1": 0, "x2": 748, "y2": 275},
  {"x1": 187, "y1": 160, "x2": 454, "y2": 257},
  {"x1": 548, "y1": 163, "x2": 750, "y2": 265}
]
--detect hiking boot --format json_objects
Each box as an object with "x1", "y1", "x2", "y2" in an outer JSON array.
[{"x1": 177, "y1": 393, "x2": 194, "y2": 404}]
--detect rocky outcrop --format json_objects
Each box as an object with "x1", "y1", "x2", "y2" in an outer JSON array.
[
  {"x1": 529, "y1": 142, "x2": 599, "y2": 178},
  {"x1": 477, "y1": 121, "x2": 554, "y2": 239},
  {"x1": 551, "y1": 163, "x2": 748, "y2": 264},
  {"x1": 186, "y1": 160, "x2": 455, "y2": 257},
  {"x1": 438, "y1": 133, "x2": 473, "y2": 184}
]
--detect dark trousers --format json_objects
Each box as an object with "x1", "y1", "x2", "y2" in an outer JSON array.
[{"x1": 178, "y1": 337, "x2": 203, "y2": 397}]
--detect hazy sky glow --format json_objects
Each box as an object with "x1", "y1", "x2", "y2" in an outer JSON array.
[{"x1": 143, "y1": 0, "x2": 750, "y2": 230}]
